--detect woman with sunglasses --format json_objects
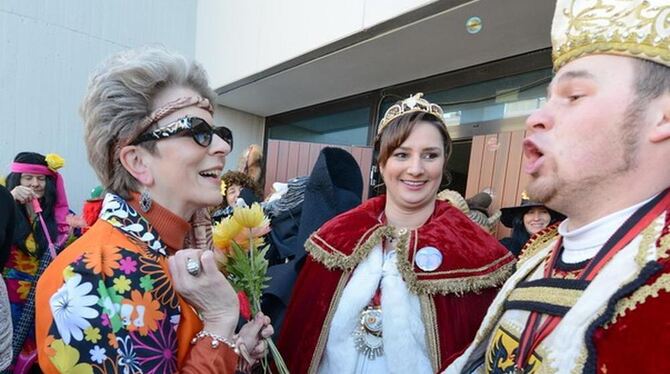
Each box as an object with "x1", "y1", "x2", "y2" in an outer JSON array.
[{"x1": 34, "y1": 47, "x2": 272, "y2": 374}]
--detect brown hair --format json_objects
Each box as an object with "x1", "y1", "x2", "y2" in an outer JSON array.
[
  {"x1": 633, "y1": 59, "x2": 670, "y2": 103},
  {"x1": 374, "y1": 111, "x2": 453, "y2": 188},
  {"x1": 221, "y1": 171, "x2": 263, "y2": 206}
]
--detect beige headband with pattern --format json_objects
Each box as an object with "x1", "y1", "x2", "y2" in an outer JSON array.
[{"x1": 124, "y1": 96, "x2": 214, "y2": 147}]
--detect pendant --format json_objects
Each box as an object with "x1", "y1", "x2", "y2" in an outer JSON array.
[{"x1": 353, "y1": 306, "x2": 383, "y2": 359}]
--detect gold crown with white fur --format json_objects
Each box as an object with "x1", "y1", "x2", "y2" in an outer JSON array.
[
  {"x1": 552, "y1": 0, "x2": 670, "y2": 70},
  {"x1": 377, "y1": 93, "x2": 446, "y2": 134}
]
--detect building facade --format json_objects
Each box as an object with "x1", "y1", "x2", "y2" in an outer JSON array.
[{"x1": 197, "y1": 0, "x2": 556, "y2": 236}]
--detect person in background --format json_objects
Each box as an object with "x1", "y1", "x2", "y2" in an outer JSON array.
[
  {"x1": 212, "y1": 171, "x2": 263, "y2": 222},
  {"x1": 264, "y1": 147, "x2": 364, "y2": 333},
  {"x1": 237, "y1": 144, "x2": 263, "y2": 185},
  {"x1": 0, "y1": 185, "x2": 16, "y2": 272},
  {"x1": 80, "y1": 185, "x2": 105, "y2": 234},
  {"x1": 279, "y1": 93, "x2": 514, "y2": 373},
  {"x1": 35, "y1": 46, "x2": 271, "y2": 374},
  {"x1": 499, "y1": 193, "x2": 565, "y2": 256},
  {"x1": 0, "y1": 277, "x2": 12, "y2": 372},
  {"x1": 437, "y1": 189, "x2": 502, "y2": 234},
  {"x1": 0, "y1": 185, "x2": 14, "y2": 371},
  {"x1": 446, "y1": 1, "x2": 670, "y2": 372},
  {"x1": 3, "y1": 151, "x2": 69, "y2": 371}
]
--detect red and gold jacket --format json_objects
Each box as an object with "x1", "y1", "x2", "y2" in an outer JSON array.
[{"x1": 446, "y1": 209, "x2": 670, "y2": 374}]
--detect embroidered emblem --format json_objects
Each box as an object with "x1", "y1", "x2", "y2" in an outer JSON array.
[
  {"x1": 353, "y1": 306, "x2": 383, "y2": 359},
  {"x1": 486, "y1": 326, "x2": 542, "y2": 374}
]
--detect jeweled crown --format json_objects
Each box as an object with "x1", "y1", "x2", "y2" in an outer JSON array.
[
  {"x1": 552, "y1": 0, "x2": 670, "y2": 70},
  {"x1": 377, "y1": 93, "x2": 446, "y2": 134}
]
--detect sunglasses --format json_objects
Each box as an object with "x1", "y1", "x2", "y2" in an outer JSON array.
[{"x1": 130, "y1": 116, "x2": 233, "y2": 149}]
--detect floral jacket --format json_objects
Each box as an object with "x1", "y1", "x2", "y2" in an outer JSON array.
[
  {"x1": 2, "y1": 221, "x2": 41, "y2": 356},
  {"x1": 35, "y1": 194, "x2": 237, "y2": 374}
]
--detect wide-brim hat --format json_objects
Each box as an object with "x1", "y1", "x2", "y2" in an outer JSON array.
[{"x1": 500, "y1": 199, "x2": 565, "y2": 228}]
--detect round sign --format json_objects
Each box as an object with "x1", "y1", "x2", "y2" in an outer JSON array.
[{"x1": 466, "y1": 16, "x2": 482, "y2": 34}]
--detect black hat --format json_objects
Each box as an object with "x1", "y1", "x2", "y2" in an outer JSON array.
[
  {"x1": 13, "y1": 152, "x2": 47, "y2": 166},
  {"x1": 466, "y1": 192, "x2": 493, "y2": 216},
  {"x1": 500, "y1": 198, "x2": 565, "y2": 228}
]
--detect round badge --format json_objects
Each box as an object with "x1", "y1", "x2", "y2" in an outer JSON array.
[{"x1": 415, "y1": 246, "x2": 443, "y2": 272}]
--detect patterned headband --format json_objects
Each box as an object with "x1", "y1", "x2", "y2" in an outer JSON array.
[{"x1": 123, "y1": 96, "x2": 214, "y2": 147}]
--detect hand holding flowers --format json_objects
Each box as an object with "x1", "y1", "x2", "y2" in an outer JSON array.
[{"x1": 212, "y1": 203, "x2": 288, "y2": 373}]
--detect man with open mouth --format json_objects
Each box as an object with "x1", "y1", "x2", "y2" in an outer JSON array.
[{"x1": 445, "y1": 1, "x2": 670, "y2": 373}]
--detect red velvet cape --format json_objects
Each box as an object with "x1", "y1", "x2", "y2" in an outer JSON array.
[{"x1": 277, "y1": 196, "x2": 514, "y2": 373}]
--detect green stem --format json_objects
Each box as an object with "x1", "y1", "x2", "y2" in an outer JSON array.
[{"x1": 253, "y1": 294, "x2": 289, "y2": 373}]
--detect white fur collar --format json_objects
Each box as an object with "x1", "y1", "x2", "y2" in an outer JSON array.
[{"x1": 319, "y1": 244, "x2": 433, "y2": 374}]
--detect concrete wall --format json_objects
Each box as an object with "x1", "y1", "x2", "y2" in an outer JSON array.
[
  {"x1": 214, "y1": 105, "x2": 265, "y2": 173},
  {"x1": 0, "y1": 0, "x2": 197, "y2": 211},
  {"x1": 195, "y1": 0, "x2": 436, "y2": 88}
]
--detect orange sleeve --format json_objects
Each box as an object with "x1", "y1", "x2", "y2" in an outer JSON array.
[{"x1": 179, "y1": 338, "x2": 239, "y2": 373}]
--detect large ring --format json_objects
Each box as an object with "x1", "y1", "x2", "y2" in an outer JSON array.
[{"x1": 186, "y1": 257, "x2": 201, "y2": 276}]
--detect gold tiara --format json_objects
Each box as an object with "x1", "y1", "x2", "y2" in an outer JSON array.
[
  {"x1": 552, "y1": 0, "x2": 670, "y2": 71},
  {"x1": 377, "y1": 93, "x2": 446, "y2": 134}
]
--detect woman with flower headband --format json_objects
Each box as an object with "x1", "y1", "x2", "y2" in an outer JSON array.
[
  {"x1": 2, "y1": 151, "x2": 70, "y2": 372},
  {"x1": 34, "y1": 47, "x2": 272, "y2": 374},
  {"x1": 278, "y1": 93, "x2": 515, "y2": 373}
]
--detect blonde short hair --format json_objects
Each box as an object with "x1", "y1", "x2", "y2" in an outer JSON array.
[{"x1": 80, "y1": 46, "x2": 216, "y2": 198}]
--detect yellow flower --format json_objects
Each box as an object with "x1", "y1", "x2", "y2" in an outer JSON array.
[
  {"x1": 17, "y1": 280, "x2": 32, "y2": 300},
  {"x1": 62, "y1": 265, "x2": 75, "y2": 281},
  {"x1": 232, "y1": 203, "x2": 268, "y2": 229},
  {"x1": 49, "y1": 339, "x2": 93, "y2": 374},
  {"x1": 84, "y1": 326, "x2": 101, "y2": 343},
  {"x1": 112, "y1": 275, "x2": 131, "y2": 294},
  {"x1": 45, "y1": 153, "x2": 65, "y2": 171},
  {"x1": 220, "y1": 179, "x2": 227, "y2": 195},
  {"x1": 213, "y1": 216, "x2": 243, "y2": 251}
]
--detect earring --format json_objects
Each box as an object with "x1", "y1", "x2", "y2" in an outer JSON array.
[{"x1": 139, "y1": 189, "x2": 152, "y2": 212}]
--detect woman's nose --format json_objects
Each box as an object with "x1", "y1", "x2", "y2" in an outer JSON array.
[
  {"x1": 210, "y1": 134, "x2": 232, "y2": 157},
  {"x1": 407, "y1": 157, "x2": 424, "y2": 175}
]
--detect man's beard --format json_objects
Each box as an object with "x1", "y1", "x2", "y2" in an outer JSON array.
[{"x1": 525, "y1": 99, "x2": 643, "y2": 211}]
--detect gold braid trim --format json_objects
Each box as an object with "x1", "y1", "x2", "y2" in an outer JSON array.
[
  {"x1": 305, "y1": 225, "x2": 392, "y2": 270},
  {"x1": 507, "y1": 286, "x2": 582, "y2": 308},
  {"x1": 307, "y1": 224, "x2": 514, "y2": 295},
  {"x1": 606, "y1": 273, "x2": 670, "y2": 328},
  {"x1": 636, "y1": 220, "x2": 661, "y2": 267},
  {"x1": 394, "y1": 230, "x2": 515, "y2": 295},
  {"x1": 518, "y1": 226, "x2": 559, "y2": 267},
  {"x1": 419, "y1": 295, "x2": 440, "y2": 371},
  {"x1": 308, "y1": 271, "x2": 351, "y2": 374},
  {"x1": 659, "y1": 233, "x2": 670, "y2": 260}
]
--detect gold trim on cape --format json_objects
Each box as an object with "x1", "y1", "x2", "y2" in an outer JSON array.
[
  {"x1": 306, "y1": 225, "x2": 514, "y2": 295},
  {"x1": 607, "y1": 272, "x2": 670, "y2": 327},
  {"x1": 419, "y1": 295, "x2": 440, "y2": 371},
  {"x1": 308, "y1": 271, "x2": 351, "y2": 374}
]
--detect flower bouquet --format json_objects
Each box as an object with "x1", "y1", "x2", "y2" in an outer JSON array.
[{"x1": 212, "y1": 201, "x2": 289, "y2": 373}]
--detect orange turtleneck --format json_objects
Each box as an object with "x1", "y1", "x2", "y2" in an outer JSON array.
[{"x1": 127, "y1": 193, "x2": 190, "y2": 253}]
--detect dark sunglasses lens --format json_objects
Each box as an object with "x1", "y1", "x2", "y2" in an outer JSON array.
[
  {"x1": 190, "y1": 119, "x2": 213, "y2": 147},
  {"x1": 214, "y1": 127, "x2": 233, "y2": 150}
]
